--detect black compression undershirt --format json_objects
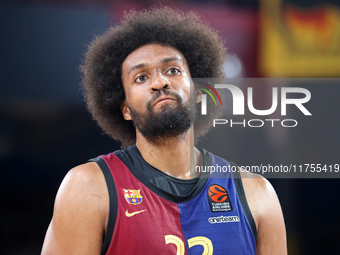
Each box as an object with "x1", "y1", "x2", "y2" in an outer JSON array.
[
  {"x1": 129, "y1": 145, "x2": 198, "y2": 195},
  {"x1": 114, "y1": 145, "x2": 211, "y2": 201}
]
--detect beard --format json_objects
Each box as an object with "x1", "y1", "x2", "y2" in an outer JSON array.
[{"x1": 128, "y1": 89, "x2": 194, "y2": 141}]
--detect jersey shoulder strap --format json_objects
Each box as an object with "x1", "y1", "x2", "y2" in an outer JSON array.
[
  {"x1": 229, "y1": 161, "x2": 257, "y2": 240},
  {"x1": 89, "y1": 156, "x2": 117, "y2": 255}
]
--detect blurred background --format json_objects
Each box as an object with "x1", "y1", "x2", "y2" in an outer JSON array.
[{"x1": 1, "y1": 0, "x2": 340, "y2": 254}]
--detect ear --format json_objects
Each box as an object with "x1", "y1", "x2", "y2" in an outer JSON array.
[
  {"x1": 120, "y1": 100, "x2": 132, "y2": 120},
  {"x1": 195, "y1": 87, "x2": 202, "y2": 103}
]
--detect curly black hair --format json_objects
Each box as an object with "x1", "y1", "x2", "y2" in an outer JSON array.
[{"x1": 81, "y1": 6, "x2": 227, "y2": 147}]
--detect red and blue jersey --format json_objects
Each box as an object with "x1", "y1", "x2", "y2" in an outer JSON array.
[{"x1": 91, "y1": 146, "x2": 256, "y2": 255}]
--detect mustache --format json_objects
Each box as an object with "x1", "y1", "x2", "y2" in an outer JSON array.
[{"x1": 147, "y1": 89, "x2": 182, "y2": 108}]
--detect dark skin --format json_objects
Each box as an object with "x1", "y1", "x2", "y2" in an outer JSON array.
[
  {"x1": 120, "y1": 43, "x2": 200, "y2": 179},
  {"x1": 41, "y1": 44, "x2": 287, "y2": 254}
]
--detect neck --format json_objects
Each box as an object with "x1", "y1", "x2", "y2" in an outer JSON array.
[{"x1": 135, "y1": 127, "x2": 202, "y2": 179}]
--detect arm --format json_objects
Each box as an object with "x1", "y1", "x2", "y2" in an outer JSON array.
[
  {"x1": 41, "y1": 162, "x2": 109, "y2": 255},
  {"x1": 241, "y1": 172, "x2": 287, "y2": 255}
]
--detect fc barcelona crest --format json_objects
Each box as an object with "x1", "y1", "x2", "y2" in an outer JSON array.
[{"x1": 124, "y1": 189, "x2": 143, "y2": 205}]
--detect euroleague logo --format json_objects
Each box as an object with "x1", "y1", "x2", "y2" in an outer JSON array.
[
  {"x1": 207, "y1": 184, "x2": 233, "y2": 213},
  {"x1": 208, "y1": 185, "x2": 228, "y2": 203}
]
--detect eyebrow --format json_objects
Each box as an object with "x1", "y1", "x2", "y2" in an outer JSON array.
[
  {"x1": 161, "y1": 57, "x2": 182, "y2": 64},
  {"x1": 128, "y1": 57, "x2": 183, "y2": 75},
  {"x1": 128, "y1": 63, "x2": 146, "y2": 75}
]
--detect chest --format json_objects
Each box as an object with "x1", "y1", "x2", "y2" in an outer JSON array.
[{"x1": 107, "y1": 178, "x2": 255, "y2": 255}]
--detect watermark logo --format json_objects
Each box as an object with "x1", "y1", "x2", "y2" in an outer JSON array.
[
  {"x1": 198, "y1": 81, "x2": 312, "y2": 128},
  {"x1": 200, "y1": 84, "x2": 311, "y2": 116},
  {"x1": 197, "y1": 82, "x2": 222, "y2": 115}
]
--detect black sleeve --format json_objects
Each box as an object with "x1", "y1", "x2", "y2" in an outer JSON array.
[
  {"x1": 89, "y1": 157, "x2": 117, "y2": 255},
  {"x1": 230, "y1": 161, "x2": 257, "y2": 241}
]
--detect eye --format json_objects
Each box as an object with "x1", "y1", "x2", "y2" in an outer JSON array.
[
  {"x1": 166, "y1": 68, "x2": 181, "y2": 75},
  {"x1": 135, "y1": 75, "x2": 147, "y2": 83}
]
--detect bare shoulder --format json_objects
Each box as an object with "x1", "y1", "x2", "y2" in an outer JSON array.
[
  {"x1": 55, "y1": 162, "x2": 108, "y2": 214},
  {"x1": 239, "y1": 169, "x2": 287, "y2": 255},
  {"x1": 61, "y1": 162, "x2": 107, "y2": 197},
  {"x1": 240, "y1": 170, "x2": 277, "y2": 206},
  {"x1": 41, "y1": 162, "x2": 109, "y2": 255},
  {"x1": 240, "y1": 170, "x2": 270, "y2": 192}
]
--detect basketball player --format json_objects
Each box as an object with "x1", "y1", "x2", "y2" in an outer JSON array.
[{"x1": 42, "y1": 7, "x2": 287, "y2": 255}]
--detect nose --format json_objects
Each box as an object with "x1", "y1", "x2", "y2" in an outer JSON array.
[{"x1": 149, "y1": 72, "x2": 171, "y2": 93}]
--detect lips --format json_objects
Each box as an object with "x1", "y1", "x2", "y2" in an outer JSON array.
[{"x1": 152, "y1": 96, "x2": 176, "y2": 107}]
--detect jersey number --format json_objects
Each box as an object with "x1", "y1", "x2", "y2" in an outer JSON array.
[{"x1": 165, "y1": 235, "x2": 213, "y2": 255}]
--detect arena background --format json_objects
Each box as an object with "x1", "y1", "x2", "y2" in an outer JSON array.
[{"x1": 1, "y1": 0, "x2": 340, "y2": 254}]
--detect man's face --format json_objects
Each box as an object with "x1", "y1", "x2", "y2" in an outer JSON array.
[{"x1": 121, "y1": 43, "x2": 194, "y2": 140}]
